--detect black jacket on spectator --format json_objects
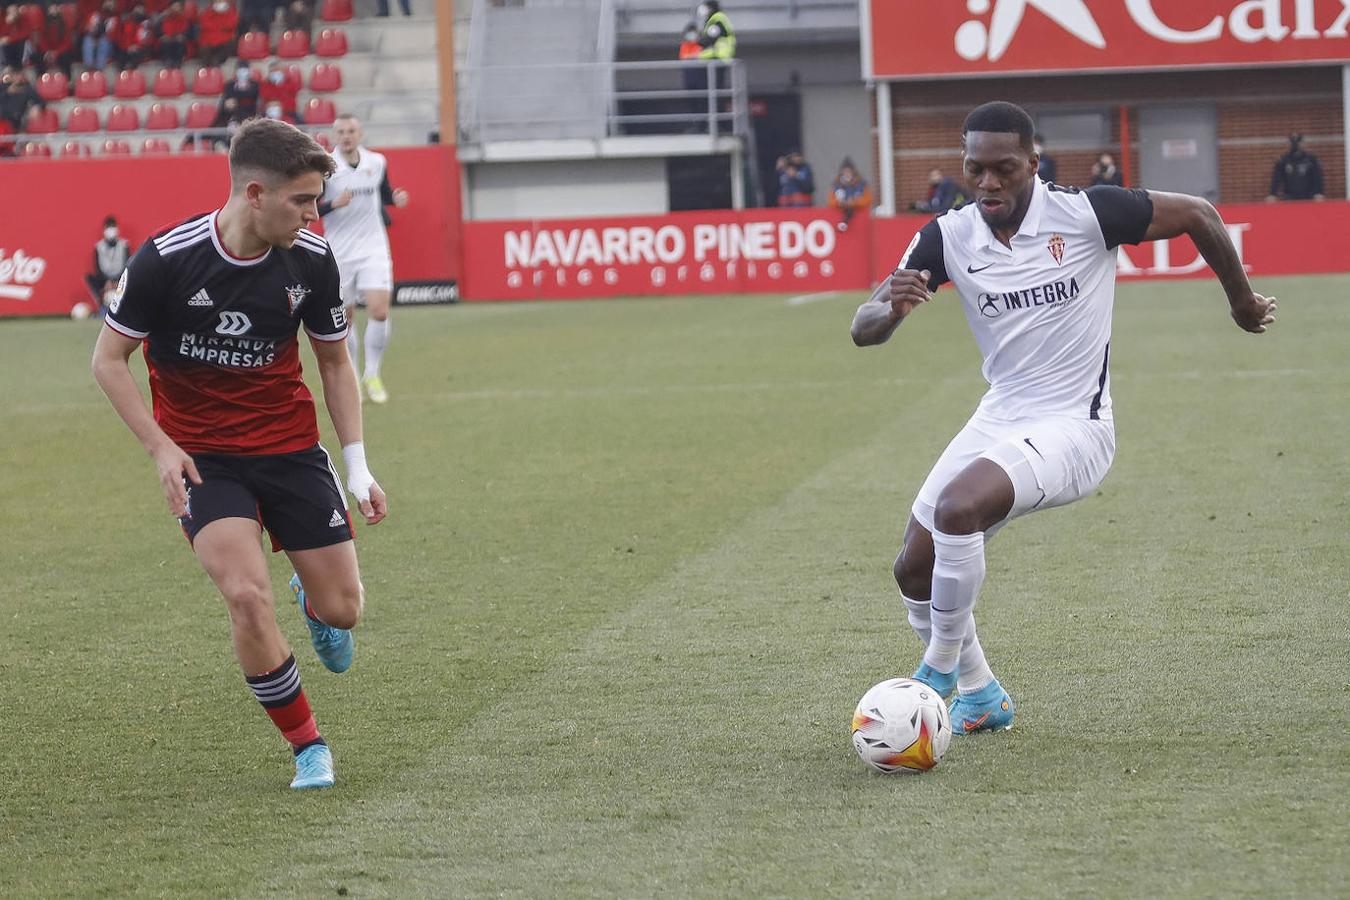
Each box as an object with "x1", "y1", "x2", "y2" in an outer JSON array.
[{"x1": 1270, "y1": 148, "x2": 1324, "y2": 199}]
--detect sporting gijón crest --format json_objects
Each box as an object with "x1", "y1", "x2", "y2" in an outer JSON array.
[
  {"x1": 1047, "y1": 233, "x2": 1065, "y2": 265},
  {"x1": 285, "y1": 283, "x2": 311, "y2": 315}
]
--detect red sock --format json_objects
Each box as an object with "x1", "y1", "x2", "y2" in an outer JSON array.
[{"x1": 246, "y1": 654, "x2": 322, "y2": 750}]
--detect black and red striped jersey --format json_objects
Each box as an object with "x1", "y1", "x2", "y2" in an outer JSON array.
[{"x1": 104, "y1": 210, "x2": 347, "y2": 455}]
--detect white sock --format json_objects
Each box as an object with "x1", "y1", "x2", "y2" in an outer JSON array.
[
  {"x1": 902, "y1": 594, "x2": 931, "y2": 646},
  {"x1": 363, "y1": 318, "x2": 389, "y2": 380},
  {"x1": 345, "y1": 321, "x2": 360, "y2": 369},
  {"x1": 922, "y1": 529, "x2": 986, "y2": 674},
  {"x1": 957, "y1": 629, "x2": 994, "y2": 693}
]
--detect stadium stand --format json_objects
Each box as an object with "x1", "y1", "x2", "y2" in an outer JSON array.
[{"x1": 74, "y1": 70, "x2": 107, "y2": 100}]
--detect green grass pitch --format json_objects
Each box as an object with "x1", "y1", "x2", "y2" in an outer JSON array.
[{"x1": 2, "y1": 276, "x2": 1347, "y2": 897}]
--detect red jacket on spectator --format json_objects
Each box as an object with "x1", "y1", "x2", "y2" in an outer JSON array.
[
  {"x1": 259, "y1": 67, "x2": 302, "y2": 116},
  {"x1": 112, "y1": 14, "x2": 153, "y2": 53},
  {"x1": 198, "y1": 1, "x2": 237, "y2": 49},
  {"x1": 76, "y1": 0, "x2": 103, "y2": 29},
  {"x1": 37, "y1": 16, "x2": 75, "y2": 57},
  {"x1": 159, "y1": 8, "x2": 190, "y2": 39},
  {"x1": 0, "y1": 9, "x2": 35, "y2": 47}
]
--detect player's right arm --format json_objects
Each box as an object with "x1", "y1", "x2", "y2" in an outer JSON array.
[
  {"x1": 851, "y1": 219, "x2": 947, "y2": 347},
  {"x1": 91, "y1": 246, "x2": 201, "y2": 517}
]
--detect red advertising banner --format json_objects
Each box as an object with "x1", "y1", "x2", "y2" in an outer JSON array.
[
  {"x1": 0, "y1": 145, "x2": 461, "y2": 318},
  {"x1": 460, "y1": 209, "x2": 872, "y2": 301},
  {"x1": 866, "y1": 0, "x2": 1350, "y2": 79},
  {"x1": 869, "y1": 200, "x2": 1350, "y2": 281}
]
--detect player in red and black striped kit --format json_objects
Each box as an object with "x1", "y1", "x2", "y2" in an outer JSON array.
[{"x1": 92, "y1": 119, "x2": 388, "y2": 790}]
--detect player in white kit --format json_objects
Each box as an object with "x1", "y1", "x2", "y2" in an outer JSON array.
[
  {"x1": 318, "y1": 114, "x2": 410, "y2": 404},
  {"x1": 851, "y1": 102, "x2": 1277, "y2": 735}
]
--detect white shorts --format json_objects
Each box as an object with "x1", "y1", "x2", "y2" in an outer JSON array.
[
  {"x1": 337, "y1": 254, "x2": 393, "y2": 304},
  {"x1": 911, "y1": 412, "x2": 1116, "y2": 538}
]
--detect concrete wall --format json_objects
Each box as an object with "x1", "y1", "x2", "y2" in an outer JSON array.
[
  {"x1": 465, "y1": 157, "x2": 670, "y2": 219},
  {"x1": 800, "y1": 83, "x2": 874, "y2": 207}
]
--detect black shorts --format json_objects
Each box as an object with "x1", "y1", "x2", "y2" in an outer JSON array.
[{"x1": 178, "y1": 444, "x2": 354, "y2": 552}]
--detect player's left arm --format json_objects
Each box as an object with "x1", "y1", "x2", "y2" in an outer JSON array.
[
  {"x1": 1141, "y1": 190, "x2": 1277, "y2": 334},
  {"x1": 310, "y1": 337, "x2": 387, "y2": 525},
  {"x1": 379, "y1": 170, "x2": 408, "y2": 208}
]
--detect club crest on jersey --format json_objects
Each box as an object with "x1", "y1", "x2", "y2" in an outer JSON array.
[
  {"x1": 1047, "y1": 233, "x2": 1066, "y2": 265},
  {"x1": 285, "y1": 283, "x2": 311, "y2": 315},
  {"x1": 109, "y1": 269, "x2": 127, "y2": 314}
]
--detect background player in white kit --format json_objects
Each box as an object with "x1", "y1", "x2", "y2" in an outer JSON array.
[
  {"x1": 851, "y1": 102, "x2": 1277, "y2": 735},
  {"x1": 319, "y1": 113, "x2": 410, "y2": 404}
]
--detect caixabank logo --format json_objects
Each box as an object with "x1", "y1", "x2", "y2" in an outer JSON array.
[{"x1": 869, "y1": 0, "x2": 1350, "y2": 78}]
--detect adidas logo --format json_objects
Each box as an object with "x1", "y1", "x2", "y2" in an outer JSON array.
[
  {"x1": 187, "y1": 288, "x2": 213, "y2": 307},
  {"x1": 329, "y1": 509, "x2": 345, "y2": 528}
]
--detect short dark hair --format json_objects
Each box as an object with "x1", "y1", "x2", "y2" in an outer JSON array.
[
  {"x1": 228, "y1": 118, "x2": 335, "y2": 188},
  {"x1": 962, "y1": 101, "x2": 1035, "y2": 152}
]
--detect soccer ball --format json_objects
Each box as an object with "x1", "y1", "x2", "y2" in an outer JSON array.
[
  {"x1": 70, "y1": 302, "x2": 93, "y2": 320},
  {"x1": 851, "y1": 677, "x2": 952, "y2": 774}
]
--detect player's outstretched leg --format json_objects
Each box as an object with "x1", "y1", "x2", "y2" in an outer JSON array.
[
  {"x1": 949, "y1": 678, "x2": 1014, "y2": 734},
  {"x1": 290, "y1": 573, "x2": 354, "y2": 673}
]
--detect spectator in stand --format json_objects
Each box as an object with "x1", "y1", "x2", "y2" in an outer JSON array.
[
  {"x1": 913, "y1": 167, "x2": 964, "y2": 213},
  {"x1": 197, "y1": 0, "x2": 238, "y2": 68},
  {"x1": 35, "y1": 3, "x2": 77, "y2": 77},
  {"x1": 1266, "y1": 132, "x2": 1325, "y2": 202},
  {"x1": 220, "y1": 63, "x2": 259, "y2": 118},
  {"x1": 0, "y1": 67, "x2": 43, "y2": 131},
  {"x1": 155, "y1": 0, "x2": 191, "y2": 66},
  {"x1": 0, "y1": 116, "x2": 15, "y2": 158},
  {"x1": 86, "y1": 215, "x2": 131, "y2": 315},
  {"x1": 677, "y1": 20, "x2": 705, "y2": 129},
  {"x1": 82, "y1": 1, "x2": 118, "y2": 71},
  {"x1": 828, "y1": 157, "x2": 872, "y2": 232},
  {"x1": 261, "y1": 99, "x2": 296, "y2": 123},
  {"x1": 113, "y1": 5, "x2": 156, "y2": 71},
  {"x1": 376, "y1": 0, "x2": 411, "y2": 17},
  {"x1": 1035, "y1": 132, "x2": 1058, "y2": 184},
  {"x1": 260, "y1": 59, "x2": 303, "y2": 122},
  {"x1": 1089, "y1": 152, "x2": 1123, "y2": 187},
  {"x1": 281, "y1": 0, "x2": 314, "y2": 38},
  {"x1": 776, "y1": 149, "x2": 814, "y2": 207},
  {"x1": 1, "y1": 7, "x2": 34, "y2": 71}
]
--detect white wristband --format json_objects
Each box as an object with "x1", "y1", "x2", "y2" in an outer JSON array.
[{"x1": 341, "y1": 442, "x2": 375, "y2": 503}]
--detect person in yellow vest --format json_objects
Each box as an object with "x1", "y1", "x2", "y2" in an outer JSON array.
[{"x1": 696, "y1": 2, "x2": 735, "y2": 60}]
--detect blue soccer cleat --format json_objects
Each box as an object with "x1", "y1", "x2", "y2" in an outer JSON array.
[
  {"x1": 911, "y1": 661, "x2": 958, "y2": 701},
  {"x1": 949, "y1": 679, "x2": 1015, "y2": 735},
  {"x1": 290, "y1": 742, "x2": 335, "y2": 789},
  {"x1": 290, "y1": 573, "x2": 353, "y2": 674}
]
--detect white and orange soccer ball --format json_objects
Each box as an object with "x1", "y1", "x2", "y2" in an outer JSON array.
[{"x1": 851, "y1": 677, "x2": 952, "y2": 774}]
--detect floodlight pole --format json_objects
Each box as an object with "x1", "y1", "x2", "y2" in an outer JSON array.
[{"x1": 437, "y1": 0, "x2": 456, "y2": 146}]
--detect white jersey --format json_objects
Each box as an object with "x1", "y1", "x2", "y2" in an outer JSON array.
[
  {"x1": 321, "y1": 146, "x2": 392, "y2": 265},
  {"x1": 899, "y1": 178, "x2": 1153, "y2": 422}
]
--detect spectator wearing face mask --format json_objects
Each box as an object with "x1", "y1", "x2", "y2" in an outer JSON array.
[
  {"x1": 35, "y1": 3, "x2": 78, "y2": 78},
  {"x1": 112, "y1": 4, "x2": 156, "y2": 71},
  {"x1": 259, "y1": 60, "x2": 303, "y2": 122},
  {"x1": 828, "y1": 157, "x2": 872, "y2": 231},
  {"x1": 1, "y1": 7, "x2": 35, "y2": 71},
  {"x1": 0, "y1": 68, "x2": 44, "y2": 132},
  {"x1": 82, "y1": 1, "x2": 118, "y2": 71},
  {"x1": 156, "y1": 1, "x2": 192, "y2": 67},
  {"x1": 1089, "y1": 152, "x2": 1123, "y2": 187},
  {"x1": 221, "y1": 63, "x2": 259, "y2": 119},
  {"x1": 1266, "y1": 132, "x2": 1325, "y2": 202},
  {"x1": 86, "y1": 216, "x2": 131, "y2": 316},
  {"x1": 198, "y1": 0, "x2": 238, "y2": 68},
  {"x1": 776, "y1": 150, "x2": 815, "y2": 207}
]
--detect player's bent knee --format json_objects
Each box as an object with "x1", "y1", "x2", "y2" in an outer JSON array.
[
  {"x1": 894, "y1": 549, "x2": 933, "y2": 599},
  {"x1": 316, "y1": 583, "x2": 364, "y2": 630},
  {"x1": 219, "y1": 581, "x2": 275, "y2": 631},
  {"x1": 932, "y1": 490, "x2": 985, "y2": 535}
]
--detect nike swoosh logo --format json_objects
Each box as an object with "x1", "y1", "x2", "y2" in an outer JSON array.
[
  {"x1": 962, "y1": 712, "x2": 992, "y2": 731},
  {"x1": 1023, "y1": 437, "x2": 1044, "y2": 460},
  {"x1": 967, "y1": 262, "x2": 995, "y2": 273}
]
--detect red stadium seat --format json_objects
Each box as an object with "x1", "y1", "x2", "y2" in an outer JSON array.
[
  {"x1": 192, "y1": 67, "x2": 225, "y2": 96},
  {"x1": 185, "y1": 101, "x2": 216, "y2": 128},
  {"x1": 314, "y1": 131, "x2": 333, "y2": 150},
  {"x1": 142, "y1": 137, "x2": 173, "y2": 154},
  {"x1": 276, "y1": 29, "x2": 310, "y2": 58},
  {"x1": 60, "y1": 140, "x2": 92, "y2": 157},
  {"x1": 21, "y1": 141, "x2": 52, "y2": 157},
  {"x1": 320, "y1": 0, "x2": 352, "y2": 21},
  {"x1": 74, "y1": 70, "x2": 108, "y2": 99},
  {"x1": 25, "y1": 107, "x2": 59, "y2": 134},
  {"x1": 114, "y1": 69, "x2": 146, "y2": 99},
  {"x1": 146, "y1": 102, "x2": 180, "y2": 130},
  {"x1": 308, "y1": 63, "x2": 341, "y2": 93},
  {"x1": 314, "y1": 28, "x2": 348, "y2": 58},
  {"x1": 101, "y1": 139, "x2": 133, "y2": 155},
  {"x1": 106, "y1": 104, "x2": 140, "y2": 132},
  {"x1": 65, "y1": 105, "x2": 100, "y2": 133},
  {"x1": 36, "y1": 71, "x2": 68, "y2": 102},
  {"x1": 153, "y1": 68, "x2": 187, "y2": 98},
  {"x1": 237, "y1": 30, "x2": 271, "y2": 60},
  {"x1": 303, "y1": 97, "x2": 336, "y2": 124}
]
